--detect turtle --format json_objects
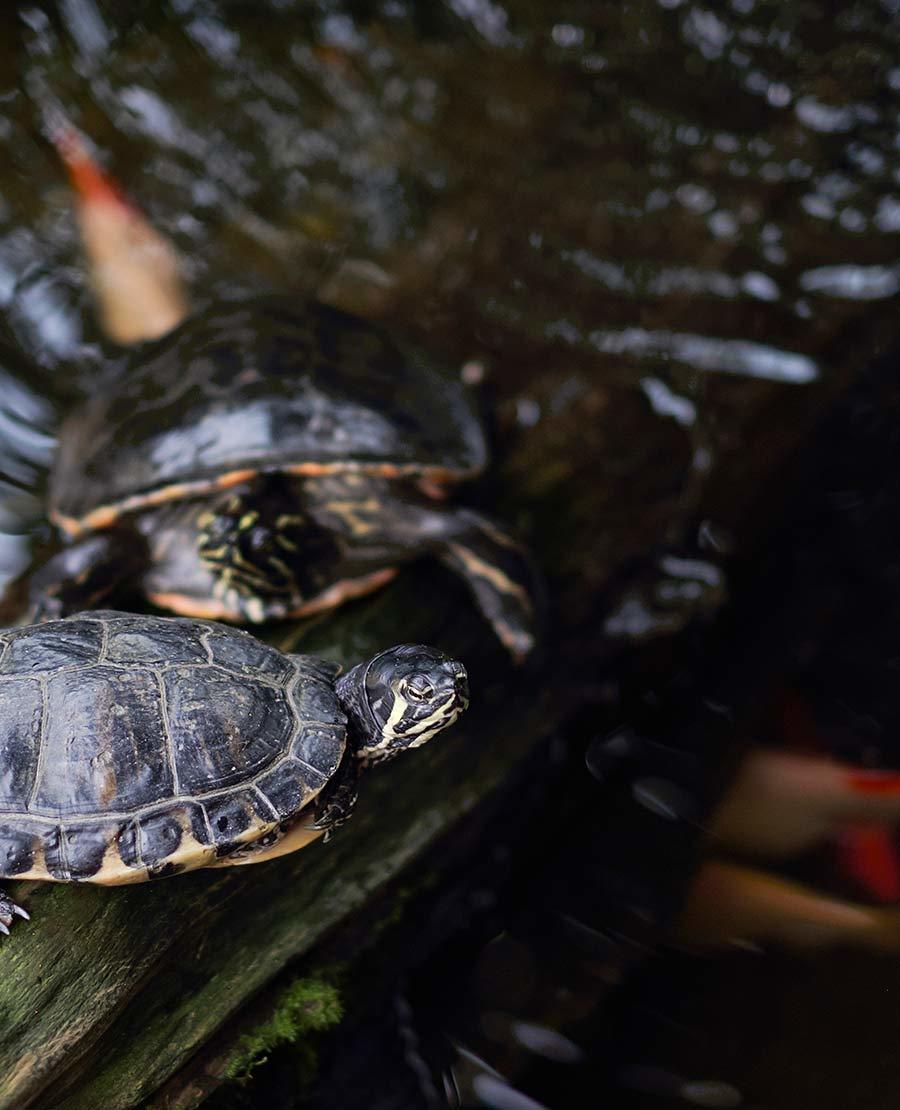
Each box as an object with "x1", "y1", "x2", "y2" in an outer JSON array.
[
  {"x1": 25, "y1": 295, "x2": 539, "y2": 662},
  {"x1": 0, "y1": 610, "x2": 469, "y2": 934},
  {"x1": 19, "y1": 124, "x2": 539, "y2": 661}
]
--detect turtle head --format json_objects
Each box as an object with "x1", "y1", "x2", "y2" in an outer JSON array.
[
  {"x1": 336, "y1": 644, "x2": 469, "y2": 764},
  {"x1": 197, "y1": 480, "x2": 339, "y2": 619}
]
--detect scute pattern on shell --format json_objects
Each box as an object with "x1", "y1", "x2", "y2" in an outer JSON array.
[
  {"x1": 50, "y1": 296, "x2": 488, "y2": 525},
  {"x1": 0, "y1": 612, "x2": 347, "y2": 884}
]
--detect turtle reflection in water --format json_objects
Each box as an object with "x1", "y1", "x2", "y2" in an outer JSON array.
[
  {"x1": 21, "y1": 125, "x2": 539, "y2": 663},
  {"x1": 0, "y1": 612, "x2": 468, "y2": 934}
]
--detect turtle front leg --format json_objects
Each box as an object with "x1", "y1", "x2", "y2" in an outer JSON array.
[
  {"x1": 302, "y1": 476, "x2": 542, "y2": 661},
  {"x1": 0, "y1": 888, "x2": 29, "y2": 936},
  {"x1": 24, "y1": 528, "x2": 149, "y2": 622},
  {"x1": 435, "y1": 509, "x2": 541, "y2": 663},
  {"x1": 312, "y1": 758, "x2": 361, "y2": 839}
]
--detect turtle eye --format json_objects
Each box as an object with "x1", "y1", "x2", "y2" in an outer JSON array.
[{"x1": 405, "y1": 675, "x2": 434, "y2": 702}]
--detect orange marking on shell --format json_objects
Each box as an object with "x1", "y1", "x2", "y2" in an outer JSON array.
[
  {"x1": 418, "y1": 477, "x2": 452, "y2": 500},
  {"x1": 146, "y1": 593, "x2": 238, "y2": 620},
  {"x1": 53, "y1": 504, "x2": 120, "y2": 537},
  {"x1": 284, "y1": 461, "x2": 469, "y2": 484},
  {"x1": 54, "y1": 462, "x2": 470, "y2": 535},
  {"x1": 52, "y1": 470, "x2": 259, "y2": 536},
  {"x1": 282, "y1": 569, "x2": 398, "y2": 616},
  {"x1": 147, "y1": 567, "x2": 398, "y2": 622},
  {"x1": 283, "y1": 461, "x2": 408, "y2": 478},
  {"x1": 211, "y1": 469, "x2": 260, "y2": 491}
]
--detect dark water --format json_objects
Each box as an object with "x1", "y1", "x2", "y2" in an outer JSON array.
[
  {"x1": 2, "y1": 1, "x2": 898, "y2": 602},
  {"x1": 0, "y1": 1, "x2": 898, "y2": 1107}
]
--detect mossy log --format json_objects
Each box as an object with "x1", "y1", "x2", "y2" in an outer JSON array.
[{"x1": 0, "y1": 562, "x2": 566, "y2": 1109}]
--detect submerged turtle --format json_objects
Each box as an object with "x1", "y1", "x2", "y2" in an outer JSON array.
[
  {"x1": 21, "y1": 126, "x2": 539, "y2": 661},
  {"x1": 0, "y1": 610, "x2": 468, "y2": 933}
]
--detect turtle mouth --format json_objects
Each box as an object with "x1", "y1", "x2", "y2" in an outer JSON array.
[
  {"x1": 451, "y1": 667, "x2": 469, "y2": 709},
  {"x1": 382, "y1": 676, "x2": 468, "y2": 751},
  {"x1": 392, "y1": 689, "x2": 466, "y2": 750}
]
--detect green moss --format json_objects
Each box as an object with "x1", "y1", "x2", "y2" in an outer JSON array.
[{"x1": 224, "y1": 977, "x2": 343, "y2": 1081}]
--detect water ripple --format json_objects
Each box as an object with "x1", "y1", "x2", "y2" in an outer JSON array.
[
  {"x1": 800, "y1": 264, "x2": 900, "y2": 300},
  {"x1": 588, "y1": 328, "x2": 818, "y2": 383}
]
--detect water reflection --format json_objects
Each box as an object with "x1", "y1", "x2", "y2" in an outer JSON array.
[
  {"x1": 589, "y1": 328, "x2": 819, "y2": 382},
  {"x1": 800, "y1": 263, "x2": 900, "y2": 300},
  {"x1": 0, "y1": 357, "x2": 54, "y2": 586}
]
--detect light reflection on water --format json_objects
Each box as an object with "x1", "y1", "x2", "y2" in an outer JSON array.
[
  {"x1": 799, "y1": 262, "x2": 900, "y2": 300},
  {"x1": 588, "y1": 328, "x2": 819, "y2": 383},
  {"x1": 0, "y1": 361, "x2": 54, "y2": 585}
]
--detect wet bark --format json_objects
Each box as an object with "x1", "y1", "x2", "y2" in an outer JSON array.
[{"x1": 0, "y1": 578, "x2": 557, "y2": 1107}]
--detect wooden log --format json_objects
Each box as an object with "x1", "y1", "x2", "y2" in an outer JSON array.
[{"x1": 0, "y1": 564, "x2": 565, "y2": 1109}]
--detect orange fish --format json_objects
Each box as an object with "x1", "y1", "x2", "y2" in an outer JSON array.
[
  {"x1": 778, "y1": 689, "x2": 900, "y2": 903},
  {"x1": 47, "y1": 113, "x2": 189, "y2": 345}
]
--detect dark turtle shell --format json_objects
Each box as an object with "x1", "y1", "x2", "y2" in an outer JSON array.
[
  {"x1": 0, "y1": 612, "x2": 345, "y2": 884},
  {"x1": 51, "y1": 297, "x2": 488, "y2": 533}
]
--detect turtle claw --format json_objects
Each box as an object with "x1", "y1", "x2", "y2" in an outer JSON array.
[{"x1": 0, "y1": 889, "x2": 29, "y2": 936}]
